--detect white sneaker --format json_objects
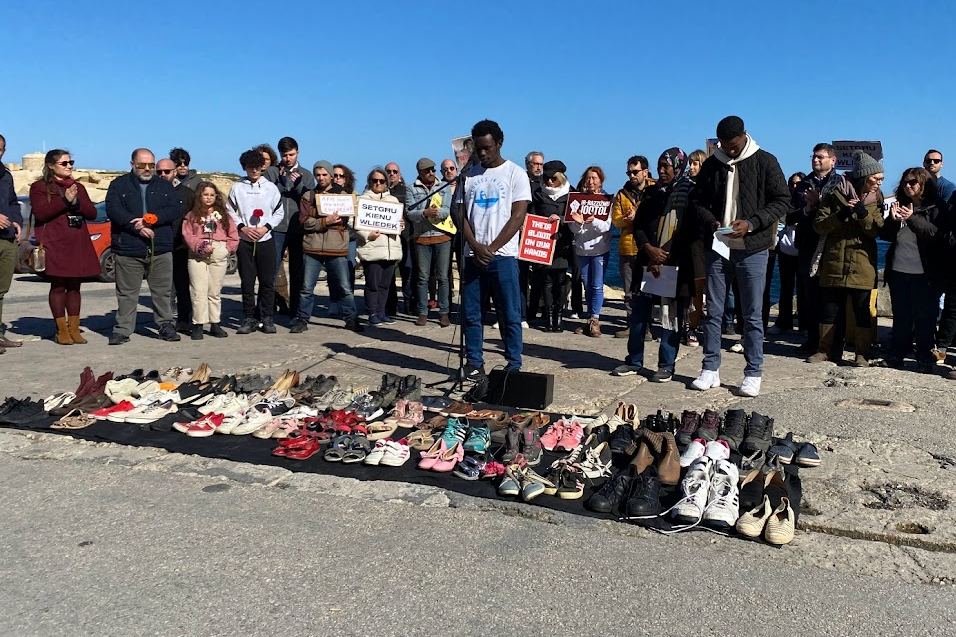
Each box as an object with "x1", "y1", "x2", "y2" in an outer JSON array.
[
  {"x1": 365, "y1": 440, "x2": 388, "y2": 466},
  {"x1": 739, "y1": 376, "x2": 762, "y2": 397},
  {"x1": 730, "y1": 343, "x2": 744, "y2": 353},
  {"x1": 690, "y1": 370, "x2": 720, "y2": 391},
  {"x1": 671, "y1": 457, "x2": 713, "y2": 524},
  {"x1": 379, "y1": 439, "x2": 411, "y2": 466},
  {"x1": 704, "y1": 439, "x2": 731, "y2": 461},
  {"x1": 679, "y1": 439, "x2": 706, "y2": 467},
  {"x1": 521, "y1": 321, "x2": 530, "y2": 328},
  {"x1": 198, "y1": 392, "x2": 236, "y2": 416},
  {"x1": 492, "y1": 322, "x2": 499, "y2": 329},
  {"x1": 231, "y1": 408, "x2": 272, "y2": 436},
  {"x1": 216, "y1": 410, "x2": 248, "y2": 434},
  {"x1": 124, "y1": 399, "x2": 178, "y2": 424},
  {"x1": 702, "y1": 459, "x2": 740, "y2": 528},
  {"x1": 105, "y1": 378, "x2": 139, "y2": 404},
  {"x1": 569, "y1": 313, "x2": 579, "y2": 320}
]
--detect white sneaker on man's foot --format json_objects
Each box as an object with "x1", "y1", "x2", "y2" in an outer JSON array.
[
  {"x1": 521, "y1": 321, "x2": 530, "y2": 328},
  {"x1": 691, "y1": 370, "x2": 720, "y2": 391},
  {"x1": 739, "y1": 376, "x2": 762, "y2": 397}
]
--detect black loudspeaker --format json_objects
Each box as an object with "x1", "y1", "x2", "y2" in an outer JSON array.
[{"x1": 486, "y1": 370, "x2": 554, "y2": 410}]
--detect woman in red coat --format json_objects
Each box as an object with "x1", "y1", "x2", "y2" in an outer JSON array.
[{"x1": 29, "y1": 149, "x2": 101, "y2": 344}]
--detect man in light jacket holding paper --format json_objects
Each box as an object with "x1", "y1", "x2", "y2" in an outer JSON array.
[{"x1": 689, "y1": 116, "x2": 790, "y2": 397}]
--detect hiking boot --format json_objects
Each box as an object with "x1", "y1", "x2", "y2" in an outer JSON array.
[
  {"x1": 236, "y1": 318, "x2": 257, "y2": 335},
  {"x1": 501, "y1": 423, "x2": 522, "y2": 463},
  {"x1": 626, "y1": 465, "x2": 662, "y2": 518},
  {"x1": 718, "y1": 408, "x2": 747, "y2": 451},
  {"x1": 520, "y1": 426, "x2": 543, "y2": 466},
  {"x1": 289, "y1": 318, "x2": 308, "y2": 334},
  {"x1": 588, "y1": 464, "x2": 637, "y2": 513},
  {"x1": 742, "y1": 411, "x2": 774, "y2": 455},
  {"x1": 695, "y1": 409, "x2": 721, "y2": 442},
  {"x1": 158, "y1": 323, "x2": 181, "y2": 342},
  {"x1": 676, "y1": 410, "x2": 700, "y2": 446}
]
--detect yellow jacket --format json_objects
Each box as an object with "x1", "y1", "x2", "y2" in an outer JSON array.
[{"x1": 611, "y1": 182, "x2": 653, "y2": 256}]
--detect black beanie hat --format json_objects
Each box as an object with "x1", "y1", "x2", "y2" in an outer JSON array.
[
  {"x1": 542, "y1": 160, "x2": 567, "y2": 178},
  {"x1": 716, "y1": 115, "x2": 745, "y2": 140}
]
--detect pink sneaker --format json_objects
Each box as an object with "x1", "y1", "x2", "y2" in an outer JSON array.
[
  {"x1": 431, "y1": 441, "x2": 464, "y2": 472},
  {"x1": 417, "y1": 439, "x2": 448, "y2": 470},
  {"x1": 556, "y1": 420, "x2": 584, "y2": 451},
  {"x1": 540, "y1": 422, "x2": 565, "y2": 451}
]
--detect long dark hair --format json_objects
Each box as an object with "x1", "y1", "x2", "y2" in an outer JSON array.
[
  {"x1": 895, "y1": 167, "x2": 940, "y2": 208},
  {"x1": 187, "y1": 181, "x2": 232, "y2": 231},
  {"x1": 40, "y1": 149, "x2": 71, "y2": 202},
  {"x1": 334, "y1": 163, "x2": 356, "y2": 194}
]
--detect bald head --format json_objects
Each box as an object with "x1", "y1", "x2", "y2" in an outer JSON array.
[
  {"x1": 385, "y1": 162, "x2": 401, "y2": 187},
  {"x1": 157, "y1": 158, "x2": 176, "y2": 183},
  {"x1": 131, "y1": 148, "x2": 156, "y2": 182}
]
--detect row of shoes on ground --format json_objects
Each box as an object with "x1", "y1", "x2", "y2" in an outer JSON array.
[
  {"x1": 417, "y1": 417, "x2": 494, "y2": 472},
  {"x1": 499, "y1": 454, "x2": 586, "y2": 501},
  {"x1": 675, "y1": 408, "x2": 774, "y2": 456}
]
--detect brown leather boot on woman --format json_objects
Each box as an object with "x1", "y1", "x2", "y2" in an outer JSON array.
[
  {"x1": 589, "y1": 316, "x2": 602, "y2": 338},
  {"x1": 54, "y1": 317, "x2": 73, "y2": 345},
  {"x1": 67, "y1": 316, "x2": 87, "y2": 344}
]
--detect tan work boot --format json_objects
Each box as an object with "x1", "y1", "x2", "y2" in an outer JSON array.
[
  {"x1": 54, "y1": 317, "x2": 73, "y2": 345},
  {"x1": 67, "y1": 316, "x2": 87, "y2": 344}
]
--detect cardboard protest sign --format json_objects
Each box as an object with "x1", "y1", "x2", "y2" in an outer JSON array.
[
  {"x1": 317, "y1": 194, "x2": 356, "y2": 217},
  {"x1": 517, "y1": 214, "x2": 559, "y2": 265},
  {"x1": 355, "y1": 197, "x2": 403, "y2": 235},
  {"x1": 564, "y1": 193, "x2": 613, "y2": 223},
  {"x1": 832, "y1": 140, "x2": 883, "y2": 172},
  {"x1": 451, "y1": 135, "x2": 474, "y2": 170}
]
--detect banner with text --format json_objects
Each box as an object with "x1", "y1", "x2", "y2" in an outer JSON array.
[
  {"x1": 518, "y1": 214, "x2": 559, "y2": 265},
  {"x1": 832, "y1": 140, "x2": 883, "y2": 172},
  {"x1": 354, "y1": 197, "x2": 403, "y2": 234},
  {"x1": 563, "y1": 193, "x2": 613, "y2": 223},
  {"x1": 317, "y1": 194, "x2": 356, "y2": 217}
]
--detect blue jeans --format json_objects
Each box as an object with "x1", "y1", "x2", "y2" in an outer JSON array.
[
  {"x1": 415, "y1": 241, "x2": 451, "y2": 315},
  {"x1": 889, "y1": 272, "x2": 942, "y2": 365},
  {"x1": 272, "y1": 231, "x2": 287, "y2": 281},
  {"x1": 298, "y1": 253, "x2": 356, "y2": 321},
  {"x1": 626, "y1": 293, "x2": 682, "y2": 371},
  {"x1": 463, "y1": 256, "x2": 522, "y2": 370},
  {"x1": 702, "y1": 249, "x2": 768, "y2": 377},
  {"x1": 577, "y1": 252, "x2": 609, "y2": 317}
]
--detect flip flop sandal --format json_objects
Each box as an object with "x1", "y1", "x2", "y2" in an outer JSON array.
[
  {"x1": 424, "y1": 415, "x2": 448, "y2": 430},
  {"x1": 452, "y1": 454, "x2": 487, "y2": 481},
  {"x1": 324, "y1": 435, "x2": 354, "y2": 462},
  {"x1": 485, "y1": 411, "x2": 512, "y2": 430},
  {"x1": 342, "y1": 435, "x2": 372, "y2": 464},
  {"x1": 52, "y1": 409, "x2": 93, "y2": 430},
  {"x1": 368, "y1": 421, "x2": 398, "y2": 441},
  {"x1": 407, "y1": 429, "x2": 434, "y2": 451},
  {"x1": 282, "y1": 437, "x2": 323, "y2": 460},
  {"x1": 464, "y1": 409, "x2": 496, "y2": 419}
]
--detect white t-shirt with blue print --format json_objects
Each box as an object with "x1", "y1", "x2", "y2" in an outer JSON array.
[{"x1": 463, "y1": 160, "x2": 532, "y2": 258}]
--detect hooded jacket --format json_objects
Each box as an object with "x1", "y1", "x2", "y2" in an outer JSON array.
[
  {"x1": 356, "y1": 190, "x2": 404, "y2": 262},
  {"x1": 105, "y1": 172, "x2": 181, "y2": 257},
  {"x1": 691, "y1": 137, "x2": 791, "y2": 254},
  {"x1": 264, "y1": 164, "x2": 316, "y2": 233},
  {"x1": 611, "y1": 183, "x2": 645, "y2": 256}
]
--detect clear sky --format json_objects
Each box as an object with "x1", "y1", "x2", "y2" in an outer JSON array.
[{"x1": 3, "y1": 0, "x2": 954, "y2": 191}]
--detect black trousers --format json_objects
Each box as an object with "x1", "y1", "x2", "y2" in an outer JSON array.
[
  {"x1": 539, "y1": 267, "x2": 566, "y2": 314},
  {"x1": 286, "y1": 230, "x2": 304, "y2": 317},
  {"x1": 172, "y1": 248, "x2": 192, "y2": 325},
  {"x1": 237, "y1": 239, "x2": 276, "y2": 320},
  {"x1": 570, "y1": 259, "x2": 584, "y2": 315},
  {"x1": 364, "y1": 260, "x2": 397, "y2": 318},
  {"x1": 797, "y1": 253, "x2": 820, "y2": 347},
  {"x1": 936, "y1": 275, "x2": 956, "y2": 349},
  {"x1": 821, "y1": 287, "x2": 871, "y2": 328},
  {"x1": 775, "y1": 252, "x2": 798, "y2": 329}
]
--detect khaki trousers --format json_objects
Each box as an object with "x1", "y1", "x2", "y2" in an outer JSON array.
[{"x1": 187, "y1": 242, "x2": 229, "y2": 325}]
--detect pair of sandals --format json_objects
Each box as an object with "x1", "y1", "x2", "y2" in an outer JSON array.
[
  {"x1": 51, "y1": 408, "x2": 93, "y2": 430},
  {"x1": 325, "y1": 434, "x2": 372, "y2": 464}
]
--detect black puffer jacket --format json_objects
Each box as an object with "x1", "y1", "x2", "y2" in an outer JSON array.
[
  {"x1": 879, "y1": 196, "x2": 951, "y2": 283},
  {"x1": 691, "y1": 149, "x2": 791, "y2": 254}
]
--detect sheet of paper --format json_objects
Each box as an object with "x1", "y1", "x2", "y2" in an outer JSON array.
[
  {"x1": 640, "y1": 265, "x2": 679, "y2": 298},
  {"x1": 712, "y1": 227, "x2": 735, "y2": 259}
]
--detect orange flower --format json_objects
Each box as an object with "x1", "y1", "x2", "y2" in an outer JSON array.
[{"x1": 143, "y1": 213, "x2": 158, "y2": 225}]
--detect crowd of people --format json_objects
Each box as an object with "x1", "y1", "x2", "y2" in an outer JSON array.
[{"x1": 2, "y1": 119, "x2": 956, "y2": 391}]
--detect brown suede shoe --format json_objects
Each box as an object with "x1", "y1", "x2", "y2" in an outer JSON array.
[
  {"x1": 416, "y1": 315, "x2": 428, "y2": 326},
  {"x1": 439, "y1": 314, "x2": 450, "y2": 328}
]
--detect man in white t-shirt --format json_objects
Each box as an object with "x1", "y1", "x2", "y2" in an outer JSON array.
[{"x1": 457, "y1": 119, "x2": 532, "y2": 380}]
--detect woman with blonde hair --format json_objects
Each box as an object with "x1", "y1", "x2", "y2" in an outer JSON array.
[
  {"x1": 29, "y1": 149, "x2": 100, "y2": 345},
  {"x1": 571, "y1": 165, "x2": 612, "y2": 336},
  {"x1": 182, "y1": 181, "x2": 239, "y2": 339}
]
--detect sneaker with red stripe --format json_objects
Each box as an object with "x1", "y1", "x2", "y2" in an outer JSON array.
[
  {"x1": 90, "y1": 400, "x2": 136, "y2": 421},
  {"x1": 185, "y1": 413, "x2": 225, "y2": 438}
]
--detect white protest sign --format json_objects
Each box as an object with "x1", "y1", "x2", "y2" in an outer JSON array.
[
  {"x1": 317, "y1": 194, "x2": 355, "y2": 217},
  {"x1": 832, "y1": 141, "x2": 883, "y2": 172},
  {"x1": 355, "y1": 197, "x2": 403, "y2": 235}
]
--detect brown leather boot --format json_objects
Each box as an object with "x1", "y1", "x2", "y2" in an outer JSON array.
[
  {"x1": 67, "y1": 316, "x2": 87, "y2": 344},
  {"x1": 589, "y1": 316, "x2": 602, "y2": 337},
  {"x1": 656, "y1": 432, "x2": 681, "y2": 485},
  {"x1": 54, "y1": 317, "x2": 73, "y2": 345},
  {"x1": 806, "y1": 324, "x2": 834, "y2": 363},
  {"x1": 630, "y1": 429, "x2": 663, "y2": 472}
]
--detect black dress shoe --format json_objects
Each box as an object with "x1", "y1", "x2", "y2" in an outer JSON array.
[
  {"x1": 588, "y1": 464, "x2": 638, "y2": 513},
  {"x1": 209, "y1": 324, "x2": 228, "y2": 338},
  {"x1": 626, "y1": 466, "x2": 662, "y2": 517}
]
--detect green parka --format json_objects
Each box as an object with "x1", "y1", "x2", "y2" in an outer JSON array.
[{"x1": 813, "y1": 189, "x2": 884, "y2": 290}]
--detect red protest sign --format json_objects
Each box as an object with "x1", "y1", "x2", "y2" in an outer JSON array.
[
  {"x1": 564, "y1": 192, "x2": 613, "y2": 223},
  {"x1": 518, "y1": 214, "x2": 558, "y2": 265}
]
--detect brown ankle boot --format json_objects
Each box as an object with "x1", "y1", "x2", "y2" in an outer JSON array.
[
  {"x1": 589, "y1": 316, "x2": 602, "y2": 337},
  {"x1": 656, "y1": 432, "x2": 681, "y2": 485},
  {"x1": 67, "y1": 316, "x2": 87, "y2": 344},
  {"x1": 54, "y1": 317, "x2": 73, "y2": 345}
]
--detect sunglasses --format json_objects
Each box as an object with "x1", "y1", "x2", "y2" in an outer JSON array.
[
  {"x1": 386, "y1": 169, "x2": 399, "y2": 174},
  {"x1": 421, "y1": 167, "x2": 436, "y2": 173},
  {"x1": 333, "y1": 173, "x2": 346, "y2": 179},
  {"x1": 441, "y1": 166, "x2": 456, "y2": 172},
  {"x1": 134, "y1": 162, "x2": 156, "y2": 169},
  {"x1": 371, "y1": 178, "x2": 387, "y2": 185},
  {"x1": 157, "y1": 169, "x2": 174, "y2": 175},
  {"x1": 904, "y1": 178, "x2": 920, "y2": 187},
  {"x1": 925, "y1": 158, "x2": 942, "y2": 164},
  {"x1": 56, "y1": 160, "x2": 76, "y2": 167},
  {"x1": 627, "y1": 169, "x2": 644, "y2": 176}
]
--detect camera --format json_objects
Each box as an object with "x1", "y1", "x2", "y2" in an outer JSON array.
[{"x1": 67, "y1": 215, "x2": 83, "y2": 229}]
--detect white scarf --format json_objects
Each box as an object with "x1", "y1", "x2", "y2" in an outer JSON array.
[
  {"x1": 542, "y1": 182, "x2": 570, "y2": 201},
  {"x1": 713, "y1": 135, "x2": 760, "y2": 229}
]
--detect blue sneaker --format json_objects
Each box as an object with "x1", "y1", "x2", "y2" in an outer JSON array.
[
  {"x1": 440, "y1": 417, "x2": 469, "y2": 446},
  {"x1": 464, "y1": 425, "x2": 491, "y2": 454},
  {"x1": 368, "y1": 315, "x2": 383, "y2": 326},
  {"x1": 381, "y1": 314, "x2": 396, "y2": 325}
]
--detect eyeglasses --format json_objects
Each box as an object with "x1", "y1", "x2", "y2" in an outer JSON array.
[
  {"x1": 371, "y1": 178, "x2": 387, "y2": 185},
  {"x1": 811, "y1": 154, "x2": 830, "y2": 161},
  {"x1": 134, "y1": 162, "x2": 155, "y2": 169},
  {"x1": 627, "y1": 169, "x2": 645, "y2": 176},
  {"x1": 421, "y1": 167, "x2": 436, "y2": 173},
  {"x1": 386, "y1": 169, "x2": 399, "y2": 174},
  {"x1": 333, "y1": 173, "x2": 346, "y2": 179},
  {"x1": 904, "y1": 178, "x2": 920, "y2": 187},
  {"x1": 176, "y1": 160, "x2": 188, "y2": 167},
  {"x1": 925, "y1": 158, "x2": 942, "y2": 165},
  {"x1": 157, "y1": 169, "x2": 174, "y2": 175},
  {"x1": 56, "y1": 160, "x2": 76, "y2": 167}
]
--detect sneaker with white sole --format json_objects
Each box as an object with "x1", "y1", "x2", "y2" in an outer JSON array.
[
  {"x1": 679, "y1": 439, "x2": 706, "y2": 468},
  {"x1": 216, "y1": 410, "x2": 248, "y2": 435},
  {"x1": 577, "y1": 441, "x2": 612, "y2": 479},
  {"x1": 702, "y1": 459, "x2": 740, "y2": 528},
  {"x1": 198, "y1": 393, "x2": 236, "y2": 416},
  {"x1": 230, "y1": 408, "x2": 273, "y2": 436},
  {"x1": 704, "y1": 439, "x2": 731, "y2": 461},
  {"x1": 379, "y1": 439, "x2": 411, "y2": 467},
  {"x1": 365, "y1": 440, "x2": 389, "y2": 466},
  {"x1": 690, "y1": 370, "x2": 720, "y2": 391},
  {"x1": 670, "y1": 456, "x2": 713, "y2": 524},
  {"x1": 124, "y1": 399, "x2": 178, "y2": 424},
  {"x1": 739, "y1": 376, "x2": 761, "y2": 397}
]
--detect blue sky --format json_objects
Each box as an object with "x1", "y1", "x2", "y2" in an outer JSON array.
[{"x1": 3, "y1": 1, "x2": 954, "y2": 192}]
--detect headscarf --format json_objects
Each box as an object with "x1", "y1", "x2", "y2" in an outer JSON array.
[{"x1": 656, "y1": 147, "x2": 691, "y2": 249}]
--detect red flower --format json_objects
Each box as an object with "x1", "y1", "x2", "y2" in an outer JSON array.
[
  {"x1": 143, "y1": 213, "x2": 158, "y2": 226},
  {"x1": 252, "y1": 209, "x2": 264, "y2": 217}
]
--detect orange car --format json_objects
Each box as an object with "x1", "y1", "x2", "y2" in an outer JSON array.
[{"x1": 16, "y1": 196, "x2": 115, "y2": 282}]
